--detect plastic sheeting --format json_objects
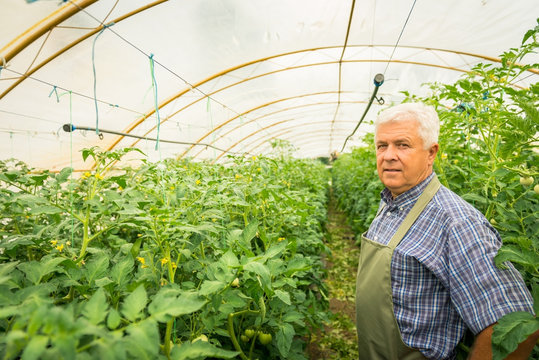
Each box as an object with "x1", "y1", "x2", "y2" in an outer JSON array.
[{"x1": 0, "y1": 0, "x2": 537, "y2": 171}]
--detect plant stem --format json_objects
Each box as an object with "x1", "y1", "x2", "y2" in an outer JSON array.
[
  {"x1": 227, "y1": 310, "x2": 260, "y2": 360},
  {"x1": 164, "y1": 319, "x2": 173, "y2": 359}
]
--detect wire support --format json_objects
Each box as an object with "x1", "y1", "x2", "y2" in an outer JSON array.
[
  {"x1": 1, "y1": 67, "x2": 144, "y2": 117},
  {"x1": 62, "y1": 124, "x2": 253, "y2": 157},
  {"x1": 66, "y1": 0, "x2": 271, "y2": 140},
  {"x1": 383, "y1": 0, "x2": 417, "y2": 75}
]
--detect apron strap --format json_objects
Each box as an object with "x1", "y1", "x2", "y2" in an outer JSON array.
[{"x1": 387, "y1": 175, "x2": 441, "y2": 250}]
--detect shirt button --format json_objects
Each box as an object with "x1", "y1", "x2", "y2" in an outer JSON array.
[
  {"x1": 399, "y1": 207, "x2": 403, "y2": 211},
  {"x1": 374, "y1": 236, "x2": 378, "y2": 241},
  {"x1": 386, "y1": 211, "x2": 391, "y2": 216}
]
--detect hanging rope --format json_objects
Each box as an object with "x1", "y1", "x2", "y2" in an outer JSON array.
[
  {"x1": 149, "y1": 53, "x2": 161, "y2": 152},
  {"x1": 340, "y1": 74, "x2": 384, "y2": 153},
  {"x1": 69, "y1": 90, "x2": 74, "y2": 250},
  {"x1": 48, "y1": 85, "x2": 60, "y2": 102},
  {"x1": 92, "y1": 22, "x2": 115, "y2": 135}
]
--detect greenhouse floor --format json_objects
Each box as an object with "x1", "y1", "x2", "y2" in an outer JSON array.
[{"x1": 306, "y1": 191, "x2": 360, "y2": 359}]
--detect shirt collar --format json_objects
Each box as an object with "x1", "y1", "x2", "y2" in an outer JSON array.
[{"x1": 380, "y1": 172, "x2": 435, "y2": 209}]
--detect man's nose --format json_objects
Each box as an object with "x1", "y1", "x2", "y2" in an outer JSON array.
[{"x1": 383, "y1": 144, "x2": 397, "y2": 160}]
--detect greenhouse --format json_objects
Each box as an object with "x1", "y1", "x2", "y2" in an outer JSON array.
[{"x1": 0, "y1": 1, "x2": 538, "y2": 359}]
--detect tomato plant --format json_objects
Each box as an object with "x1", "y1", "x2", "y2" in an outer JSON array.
[{"x1": 0, "y1": 148, "x2": 331, "y2": 359}]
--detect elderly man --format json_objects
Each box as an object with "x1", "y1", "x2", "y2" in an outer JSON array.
[{"x1": 355, "y1": 102, "x2": 537, "y2": 359}]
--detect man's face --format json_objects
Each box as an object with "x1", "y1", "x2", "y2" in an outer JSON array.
[{"x1": 375, "y1": 118, "x2": 438, "y2": 197}]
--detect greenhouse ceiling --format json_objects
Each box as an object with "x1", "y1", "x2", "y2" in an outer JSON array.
[{"x1": 1, "y1": 0, "x2": 538, "y2": 171}]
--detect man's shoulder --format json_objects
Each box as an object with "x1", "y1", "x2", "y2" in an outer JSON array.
[{"x1": 430, "y1": 185, "x2": 486, "y2": 224}]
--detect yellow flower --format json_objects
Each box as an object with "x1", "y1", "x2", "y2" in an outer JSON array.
[
  {"x1": 137, "y1": 257, "x2": 146, "y2": 265},
  {"x1": 56, "y1": 244, "x2": 64, "y2": 252},
  {"x1": 137, "y1": 233, "x2": 142, "y2": 237},
  {"x1": 172, "y1": 262, "x2": 177, "y2": 269},
  {"x1": 95, "y1": 173, "x2": 104, "y2": 180},
  {"x1": 161, "y1": 257, "x2": 169, "y2": 265},
  {"x1": 169, "y1": 186, "x2": 175, "y2": 190},
  {"x1": 50, "y1": 240, "x2": 58, "y2": 246},
  {"x1": 441, "y1": 153, "x2": 448, "y2": 160},
  {"x1": 278, "y1": 237, "x2": 285, "y2": 242},
  {"x1": 118, "y1": 186, "x2": 123, "y2": 191},
  {"x1": 82, "y1": 171, "x2": 91, "y2": 179},
  {"x1": 66, "y1": 241, "x2": 71, "y2": 246},
  {"x1": 252, "y1": 156, "x2": 257, "y2": 161},
  {"x1": 141, "y1": 264, "x2": 148, "y2": 269},
  {"x1": 235, "y1": 174, "x2": 242, "y2": 179},
  {"x1": 196, "y1": 179, "x2": 201, "y2": 185},
  {"x1": 212, "y1": 218, "x2": 217, "y2": 222},
  {"x1": 257, "y1": 167, "x2": 262, "y2": 172}
]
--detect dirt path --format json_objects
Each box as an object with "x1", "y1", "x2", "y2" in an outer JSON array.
[{"x1": 306, "y1": 190, "x2": 360, "y2": 359}]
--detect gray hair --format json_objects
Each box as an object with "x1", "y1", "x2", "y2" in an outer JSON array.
[{"x1": 374, "y1": 102, "x2": 440, "y2": 149}]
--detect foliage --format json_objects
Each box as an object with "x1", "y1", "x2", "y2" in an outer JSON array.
[
  {"x1": 0, "y1": 149, "x2": 331, "y2": 360},
  {"x1": 331, "y1": 132, "x2": 383, "y2": 239},
  {"x1": 333, "y1": 19, "x2": 539, "y2": 359}
]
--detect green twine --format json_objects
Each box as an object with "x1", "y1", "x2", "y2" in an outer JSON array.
[
  {"x1": 149, "y1": 53, "x2": 161, "y2": 153},
  {"x1": 69, "y1": 90, "x2": 74, "y2": 249},
  {"x1": 206, "y1": 97, "x2": 216, "y2": 158},
  {"x1": 48, "y1": 86, "x2": 60, "y2": 103},
  {"x1": 91, "y1": 23, "x2": 114, "y2": 135}
]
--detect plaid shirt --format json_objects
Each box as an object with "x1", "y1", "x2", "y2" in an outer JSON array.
[{"x1": 365, "y1": 173, "x2": 534, "y2": 359}]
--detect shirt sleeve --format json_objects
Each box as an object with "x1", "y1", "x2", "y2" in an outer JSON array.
[{"x1": 445, "y1": 216, "x2": 535, "y2": 334}]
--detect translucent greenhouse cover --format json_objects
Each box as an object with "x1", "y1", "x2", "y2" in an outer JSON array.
[{"x1": 0, "y1": 0, "x2": 537, "y2": 171}]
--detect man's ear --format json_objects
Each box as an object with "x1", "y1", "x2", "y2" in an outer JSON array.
[{"x1": 428, "y1": 143, "x2": 439, "y2": 165}]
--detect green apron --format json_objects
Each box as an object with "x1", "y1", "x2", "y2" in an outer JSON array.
[{"x1": 356, "y1": 175, "x2": 441, "y2": 360}]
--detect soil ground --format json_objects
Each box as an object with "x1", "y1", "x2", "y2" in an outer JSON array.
[{"x1": 306, "y1": 190, "x2": 360, "y2": 359}]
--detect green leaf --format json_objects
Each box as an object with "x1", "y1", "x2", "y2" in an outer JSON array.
[
  {"x1": 0, "y1": 261, "x2": 19, "y2": 281},
  {"x1": 263, "y1": 240, "x2": 288, "y2": 260},
  {"x1": 244, "y1": 261, "x2": 271, "y2": 290},
  {"x1": 274, "y1": 289, "x2": 291, "y2": 305},
  {"x1": 461, "y1": 192, "x2": 487, "y2": 206},
  {"x1": 170, "y1": 340, "x2": 240, "y2": 360},
  {"x1": 149, "y1": 289, "x2": 206, "y2": 322},
  {"x1": 107, "y1": 308, "x2": 122, "y2": 330},
  {"x1": 242, "y1": 221, "x2": 258, "y2": 243},
  {"x1": 56, "y1": 167, "x2": 73, "y2": 183},
  {"x1": 84, "y1": 255, "x2": 109, "y2": 285},
  {"x1": 220, "y1": 250, "x2": 239, "y2": 268},
  {"x1": 199, "y1": 280, "x2": 226, "y2": 296},
  {"x1": 121, "y1": 285, "x2": 148, "y2": 322},
  {"x1": 21, "y1": 335, "x2": 48, "y2": 360},
  {"x1": 83, "y1": 288, "x2": 109, "y2": 325},
  {"x1": 494, "y1": 245, "x2": 539, "y2": 270},
  {"x1": 124, "y1": 318, "x2": 160, "y2": 359},
  {"x1": 492, "y1": 312, "x2": 539, "y2": 360},
  {"x1": 95, "y1": 277, "x2": 114, "y2": 287},
  {"x1": 110, "y1": 256, "x2": 134, "y2": 287},
  {"x1": 18, "y1": 256, "x2": 66, "y2": 285},
  {"x1": 276, "y1": 323, "x2": 295, "y2": 358},
  {"x1": 29, "y1": 205, "x2": 63, "y2": 215}
]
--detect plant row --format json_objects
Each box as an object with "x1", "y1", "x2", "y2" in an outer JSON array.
[{"x1": 0, "y1": 148, "x2": 330, "y2": 360}]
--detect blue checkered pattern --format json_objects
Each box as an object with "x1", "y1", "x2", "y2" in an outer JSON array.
[{"x1": 365, "y1": 173, "x2": 534, "y2": 359}]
